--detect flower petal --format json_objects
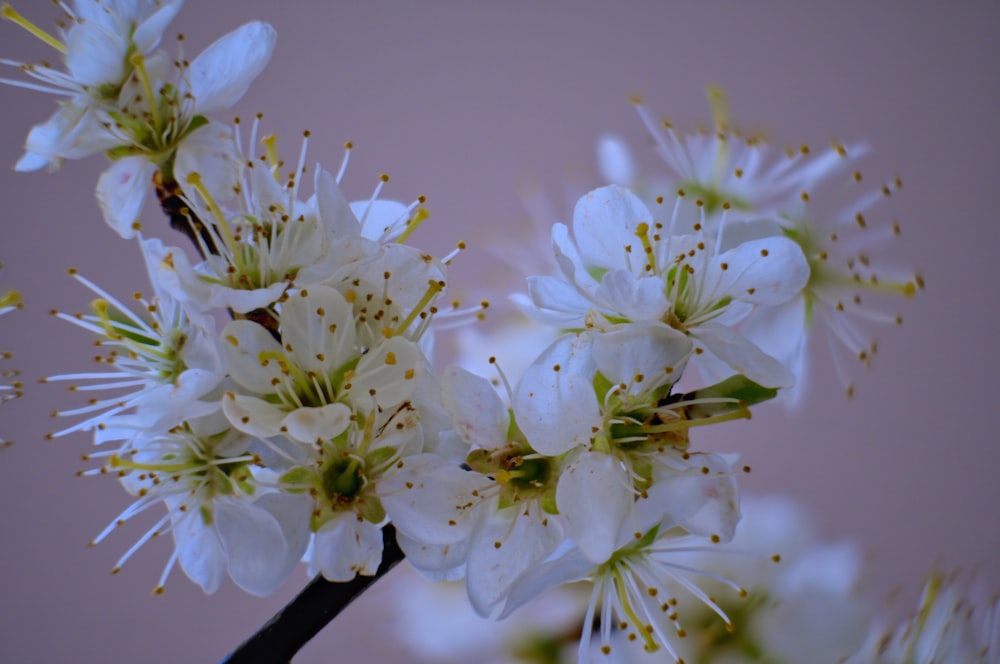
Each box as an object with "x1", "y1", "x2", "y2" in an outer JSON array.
[
  {"x1": 556, "y1": 451, "x2": 632, "y2": 563},
  {"x1": 441, "y1": 366, "x2": 508, "y2": 449},
  {"x1": 96, "y1": 157, "x2": 155, "y2": 239},
  {"x1": 514, "y1": 333, "x2": 600, "y2": 456},
  {"x1": 190, "y1": 22, "x2": 277, "y2": 114}
]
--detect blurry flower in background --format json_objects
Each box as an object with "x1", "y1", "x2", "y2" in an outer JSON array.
[
  {"x1": 668, "y1": 494, "x2": 869, "y2": 664},
  {"x1": 846, "y1": 573, "x2": 999, "y2": 664},
  {"x1": 387, "y1": 494, "x2": 871, "y2": 664},
  {"x1": 389, "y1": 566, "x2": 589, "y2": 664},
  {"x1": 601, "y1": 91, "x2": 921, "y2": 399}
]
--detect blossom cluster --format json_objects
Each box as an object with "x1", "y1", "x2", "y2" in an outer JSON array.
[{"x1": 2, "y1": 3, "x2": 944, "y2": 663}]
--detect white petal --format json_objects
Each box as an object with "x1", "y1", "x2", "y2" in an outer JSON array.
[
  {"x1": 440, "y1": 366, "x2": 508, "y2": 449},
  {"x1": 597, "y1": 134, "x2": 635, "y2": 186},
  {"x1": 350, "y1": 200, "x2": 409, "y2": 241},
  {"x1": 172, "y1": 507, "x2": 226, "y2": 594},
  {"x1": 524, "y1": 275, "x2": 591, "y2": 327},
  {"x1": 282, "y1": 403, "x2": 352, "y2": 444},
  {"x1": 224, "y1": 492, "x2": 312, "y2": 596},
  {"x1": 65, "y1": 22, "x2": 127, "y2": 86},
  {"x1": 350, "y1": 337, "x2": 421, "y2": 413},
  {"x1": 591, "y1": 321, "x2": 691, "y2": 395},
  {"x1": 710, "y1": 236, "x2": 810, "y2": 306},
  {"x1": 500, "y1": 546, "x2": 595, "y2": 618},
  {"x1": 556, "y1": 451, "x2": 632, "y2": 563},
  {"x1": 514, "y1": 334, "x2": 600, "y2": 456},
  {"x1": 309, "y1": 515, "x2": 383, "y2": 581},
  {"x1": 214, "y1": 496, "x2": 293, "y2": 596},
  {"x1": 219, "y1": 319, "x2": 285, "y2": 394},
  {"x1": 741, "y1": 297, "x2": 809, "y2": 400},
  {"x1": 694, "y1": 324, "x2": 795, "y2": 388},
  {"x1": 96, "y1": 157, "x2": 155, "y2": 239},
  {"x1": 316, "y1": 169, "x2": 360, "y2": 237},
  {"x1": 214, "y1": 281, "x2": 288, "y2": 314},
  {"x1": 223, "y1": 393, "x2": 286, "y2": 439},
  {"x1": 281, "y1": 286, "x2": 355, "y2": 375},
  {"x1": 173, "y1": 122, "x2": 242, "y2": 203},
  {"x1": 466, "y1": 505, "x2": 564, "y2": 617},
  {"x1": 573, "y1": 185, "x2": 651, "y2": 273},
  {"x1": 190, "y1": 22, "x2": 277, "y2": 114},
  {"x1": 594, "y1": 270, "x2": 670, "y2": 321},
  {"x1": 396, "y1": 530, "x2": 472, "y2": 581},
  {"x1": 380, "y1": 453, "x2": 490, "y2": 545},
  {"x1": 131, "y1": 0, "x2": 184, "y2": 54},
  {"x1": 644, "y1": 453, "x2": 741, "y2": 542},
  {"x1": 14, "y1": 150, "x2": 52, "y2": 172},
  {"x1": 24, "y1": 104, "x2": 117, "y2": 161}
]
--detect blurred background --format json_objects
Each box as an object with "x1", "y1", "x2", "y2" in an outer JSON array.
[{"x1": 1, "y1": 1, "x2": 997, "y2": 661}]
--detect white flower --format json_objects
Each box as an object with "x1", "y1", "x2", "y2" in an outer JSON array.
[
  {"x1": 734, "y1": 158, "x2": 921, "y2": 396},
  {"x1": 402, "y1": 365, "x2": 567, "y2": 616},
  {"x1": 219, "y1": 285, "x2": 422, "y2": 444},
  {"x1": 85, "y1": 411, "x2": 311, "y2": 595},
  {"x1": 1, "y1": 1, "x2": 184, "y2": 170},
  {"x1": 387, "y1": 566, "x2": 589, "y2": 664},
  {"x1": 4, "y1": 5, "x2": 276, "y2": 233},
  {"x1": 525, "y1": 185, "x2": 809, "y2": 388},
  {"x1": 503, "y1": 520, "x2": 748, "y2": 663},
  {"x1": 279, "y1": 402, "x2": 426, "y2": 582},
  {"x1": 44, "y1": 240, "x2": 223, "y2": 438},
  {"x1": 632, "y1": 89, "x2": 853, "y2": 219},
  {"x1": 846, "y1": 573, "x2": 999, "y2": 664},
  {"x1": 513, "y1": 329, "x2": 743, "y2": 564},
  {"x1": 669, "y1": 494, "x2": 870, "y2": 663}
]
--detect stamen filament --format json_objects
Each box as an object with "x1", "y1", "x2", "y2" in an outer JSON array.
[
  {"x1": 395, "y1": 279, "x2": 442, "y2": 335},
  {"x1": 1, "y1": 5, "x2": 66, "y2": 53},
  {"x1": 129, "y1": 53, "x2": 162, "y2": 134},
  {"x1": 395, "y1": 206, "x2": 429, "y2": 245},
  {"x1": 186, "y1": 172, "x2": 239, "y2": 257}
]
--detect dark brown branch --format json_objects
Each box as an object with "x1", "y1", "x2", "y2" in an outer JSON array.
[{"x1": 154, "y1": 170, "x2": 218, "y2": 258}]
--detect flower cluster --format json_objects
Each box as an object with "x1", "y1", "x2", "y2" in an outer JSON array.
[{"x1": 3, "y1": 3, "x2": 936, "y2": 663}]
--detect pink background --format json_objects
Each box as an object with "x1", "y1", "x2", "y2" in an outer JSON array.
[{"x1": 1, "y1": 1, "x2": 998, "y2": 661}]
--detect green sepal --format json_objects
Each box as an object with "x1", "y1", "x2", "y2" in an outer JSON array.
[
  {"x1": 593, "y1": 371, "x2": 615, "y2": 407},
  {"x1": 540, "y1": 485, "x2": 559, "y2": 515},
  {"x1": 104, "y1": 145, "x2": 146, "y2": 161},
  {"x1": 497, "y1": 491, "x2": 516, "y2": 511},
  {"x1": 279, "y1": 467, "x2": 312, "y2": 493},
  {"x1": 587, "y1": 265, "x2": 608, "y2": 282},
  {"x1": 357, "y1": 496, "x2": 385, "y2": 524},
  {"x1": 506, "y1": 411, "x2": 528, "y2": 445},
  {"x1": 600, "y1": 313, "x2": 632, "y2": 326},
  {"x1": 465, "y1": 448, "x2": 493, "y2": 474},
  {"x1": 677, "y1": 374, "x2": 777, "y2": 419},
  {"x1": 184, "y1": 114, "x2": 210, "y2": 135},
  {"x1": 230, "y1": 464, "x2": 256, "y2": 495},
  {"x1": 199, "y1": 503, "x2": 214, "y2": 526},
  {"x1": 631, "y1": 457, "x2": 653, "y2": 491},
  {"x1": 366, "y1": 446, "x2": 396, "y2": 471}
]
